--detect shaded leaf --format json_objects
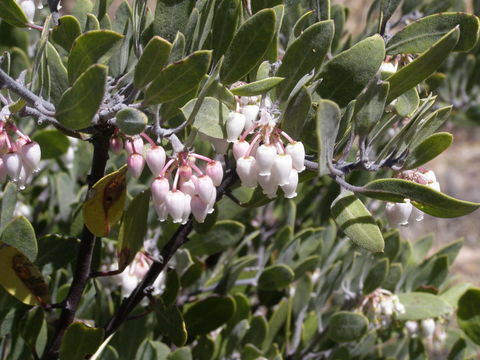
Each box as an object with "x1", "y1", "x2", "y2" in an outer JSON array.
[
  {"x1": 328, "y1": 311, "x2": 368, "y2": 342},
  {"x1": 184, "y1": 295, "x2": 235, "y2": 336},
  {"x1": 116, "y1": 108, "x2": 148, "y2": 136},
  {"x1": 397, "y1": 292, "x2": 453, "y2": 320},
  {"x1": 51, "y1": 16, "x2": 82, "y2": 52},
  {"x1": 403, "y1": 132, "x2": 453, "y2": 169},
  {"x1": 0, "y1": 0, "x2": 28, "y2": 27},
  {"x1": 32, "y1": 130, "x2": 70, "y2": 159},
  {"x1": 0, "y1": 216, "x2": 36, "y2": 262},
  {"x1": 59, "y1": 322, "x2": 104, "y2": 360},
  {"x1": 258, "y1": 264, "x2": 294, "y2": 290}
]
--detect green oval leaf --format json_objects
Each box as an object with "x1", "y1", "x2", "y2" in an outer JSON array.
[
  {"x1": 32, "y1": 130, "x2": 70, "y2": 159},
  {"x1": 403, "y1": 132, "x2": 453, "y2": 170},
  {"x1": 145, "y1": 50, "x2": 212, "y2": 105},
  {"x1": 386, "y1": 12, "x2": 480, "y2": 55},
  {"x1": 59, "y1": 322, "x2": 104, "y2": 360},
  {"x1": 386, "y1": 27, "x2": 460, "y2": 102},
  {"x1": 134, "y1": 36, "x2": 172, "y2": 89},
  {"x1": 67, "y1": 29, "x2": 124, "y2": 83},
  {"x1": 281, "y1": 86, "x2": 312, "y2": 140},
  {"x1": 353, "y1": 80, "x2": 390, "y2": 136},
  {"x1": 276, "y1": 20, "x2": 334, "y2": 102},
  {"x1": 394, "y1": 87, "x2": 419, "y2": 117},
  {"x1": 363, "y1": 258, "x2": 389, "y2": 294},
  {"x1": 457, "y1": 288, "x2": 480, "y2": 345},
  {"x1": 45, "y1": 42, "x2": 69, "y2": 105},
  {"x1": 0, "y1": 182, "x2": 17, "y2": 234},
  {"x1": 184, "y1": 295, "x2": 235, "y2": 336},
  {"x1": 181, "y1": 96, "x2": 229, "y2": 139},
  {"x1": 52, "y1": 15, "x2": 82, "y2": 52},
  {"x1": 230, "y1": 77, "x2": 284, "y2": 96},
  {"x1": 116, "y1": 108, "x2": 148, "y2": 136},
  {"x1": 397, "y1": 292, "x2": 453, "y2": 320},
  {"x1": 156, "y1": 300, "x2": 188, "y2": 347},
  {"x1": 56, "y1": 64, "x2": 107, "y2": 130},
  {"x1": 331, "y1": 190, "x2": 384, "y2": 253},
  {"x1": 0, "y1": 0, "x2": 28, "y2": 27},
  {"x1": 258, "y1": 264, "x2": 294, "y2": 290},
  {"x1": 317, "y1": 99, "x2": 341, "y2": 176},
  {"x1": 212, "y1": 0, "x2": 241, "y2": 61},
  {"x1": 220, "y1": 9, "x2": 276, "y2": 84},
  {"x1": 362, "y1": 178, "x2": 480, "y2": 218},
  {"x1": 0, "y1": 216, "x2": 37, "y2": 262},
  {"x1": 328, "y1": 311, "x2": 368, "y2": 342},
  {"x1": 317, "y1": 34, "x2": 385, "y2": 107}
]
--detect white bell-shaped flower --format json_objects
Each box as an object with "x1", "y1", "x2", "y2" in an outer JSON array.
[
  {"x1": 385, "y1": 200, "x2": 413, "y2": 227},
  {"x1": 207, "y1": 188, "x2": 216, "y2": 214},
  {"x1": 151, "y1": 177, "x2": 170, "y2": 204},
  {"x1": 236, "y1": 156, "x2": 258, "y2": 187},
  {"x1": 20, "y1": 141, "x2": 41, "y2": 173},
  {"x1": 206, "y1": 161, "x2": 223, "y2": 186},
  {"x1": 3, "y1": 152, "x2": 22, "y2": 182},
  {"x1": 258, "y1": 172, "x2": 278, "y2": 199},
  {"x1": 125, "y1": 136, "x2": 144, "y2": 155},
  {"x1": 256, "y1": 144, "x2": 277, "y2": 176},
  {"x1": 271, "y1": 154, "x2": 292, "y2": 186},
  {"x1": 286, "y1": 142, "x2": 305, "y2": 172},
  {"x1": 166, "y1": 190, "x2": 186, "y2": 223},
  {"x1": 179, "y1": 177, "x2": 197, "y2": 196},
  {"x1": 16, "y1": 165, "x2": 30, "y2": 190},
  {"x1": 242, "y1": 105, "x2": 260, "y2": 131},
  {"x1": 0, "y1": 158, "x2": 6, "y2": 183},
  {"x1": 194, "y1": 175, "x2": 215, "y2": 203},
  {"x1": 127, "y1": 153, "x2": 145, "y2": 178},
  {"x1": 191, "y1": 195, "x2": 209, "y2": 223},
  {"x1": 145, "y1": 145, "x2": 166, "y2": 176},
  {"x1": 422, "y1": 170, "x2": 437, "y2": 183},
  {"x1": 154, "y1": 201, "x2": 168, "y2": 222},
  {"x1": 420, "y1": 318, "x2": 436, "y2": 339},
  {"x1": 281, "y1": 170, "x2": 299, "y2": 198},
  {"x1": 182, "y1": 195, "x2": 191, "y2": 224},
  {"x1": 405, "y1": 320, "x2": 419, "y2": 335},
  {"x1": 233, "y1": 140, "x2": 250, "y2": 160},
  {"x1": 227, "y1": 112, "x2": 246, "y2": 142},
  {"x1": 427, "y1": 181, "x2": 441, "y2": 192},
  {"x1": 411, "y1": 206, "x2": 424, "y2": 222},
  {"x1": 380, "y1": 298, "x2": 394, "y2": 316},
  {"x1": 20, "y1": 0, "x2": 36, "y2": 23}
]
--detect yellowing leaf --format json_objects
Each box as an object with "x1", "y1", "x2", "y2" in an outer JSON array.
[
  {"x1": 0, "y1": 242, "x2": 50, "y2": 306},
  {"x1": 83, "y1": 165, "x2": 128, "y2": 237}
]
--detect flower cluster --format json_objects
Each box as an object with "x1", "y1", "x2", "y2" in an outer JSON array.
[
  {"x1": 226, "y1": 98, "x2": 305, "y2": 199},
  {"x1": 385, "y1": 169, "x2": 440, "y2": 227},
  {"x1": 362, "y1": 289, "x2": 406, "y2": 328},
  {"x1": 405, "y1": 318, "x2": 447, "y2": 348},
  {"x1": 0, "y1": 109, "x2": 41, "y2": 190},
  {"x1": 147, "y1": 148, "x2": 222, "y2": 225}
]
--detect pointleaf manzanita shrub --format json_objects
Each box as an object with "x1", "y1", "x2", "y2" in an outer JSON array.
[{"x1": 1, "y1": 0, "x2": 480, "y2": 359}]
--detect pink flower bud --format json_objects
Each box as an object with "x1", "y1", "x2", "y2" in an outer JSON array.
[
  {"x1": 20, "y1": 0, "x2": 36, "y2": 22},
  {"x1": 125, "y1": 136, "x2": 144, "y2": 155},
  {"x1": 145, "y1": 145, "x2": 166, "y2": 176},
  {"x1": 154, "y1": 202, "x2": 168, "y2": 222},
  {"x1": 182, "y1": 194, "x2": 192, "y2": 224},
  {"x1": 256, "y1": 144, "x2": 277, "y2": 176},
  {"x1": 180, "y1": 176, "x2": 197, "y2": 196},
  {"x1": 206, "y1": 161, "x2": 223, "y2": 186},
  {"x1": 110, "y1": 136, "x2": 123, "y2": 154},
  {"x1": 0, "y1": 158, "x2": 6, "y2": 183},
  {"x1": 151, "y1": 177, "x2": 170, "y2": 204},
  {"x1": 271, "y1": 154, "x2": 292, "y2": 186},
  {"x1": 258, "y1": 173, "x2": 278, "y2": 199},
  {"x1": 241, "y1": 105, "x2": 260, "y2": 131},
  {"x1": 385, "y1": 200, "x2": 412, "y2": 227},
  {"x1": 166, "y1": 190, "x2": 186, "y2": 223},
  {"x1": 233, "y1": 140, "x2": 250, "y2": 160},
  {"x1": 191, "y1": 195, "x2": 209, "y2": 223},
  {"x1": 194, "y1": 175, "x2": 215, "y2": 203},
  {"x1": 286, "y1": 142, "x2": 305, "y2": 172},
  {"x1": 20, "y1": 141, "x2": 41, "y2": 173},
  {"x1": 210, "y1": 137, "x2": 229, "y2": 155},
  {"x1": 227, "y1": 112, "x2": 246, "y2": 142},
  {"x1": 127, "y1": 153, "x2": 145, "y2": 178},
  {"x1": 281, "y1": 170, "x2": 299, "y2": 198},
  {"x1": 179, "y1": 165, "x2": 192, "y2": 180},
  {"x1": 3, "y1": 152, "x2": 22, "y2": 181},
  {"x1": 236, "y1": 156, "x2": 258, "y2": 188}
]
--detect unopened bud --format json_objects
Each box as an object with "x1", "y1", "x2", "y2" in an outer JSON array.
[
  {"x1": 151, "y1": 177, "x2": 170, "y2": 204},
  {"x1": 385, "y1": 200, "x2": 412, "y2": 227},
  {"x1": 256, "y1": 144, "x2": 277, "y2": 176},
  {"x1": 179, "y1": 177, "x2": 197, "y2": 196},
  {"x1": 236, "y1": 156, "x2": 258, "y2": 187},
  {"x1": 272, "y1": 154, "x2": 292, "y2": 186},
  {"x1": 206, "y1": 161, "x2": 223, "y2": 186},
  {"x1": 20, "y1": 141, "x2": 41, "y2": 173},
  {"x1": 127, "y1": 153, "x2": 145, "y2": 178},
  {"x1": 179, "y1": 165, "x2": 192, "y2": 180},
  {"x1": 233, "y1": 140, "x2": 250, "y2": 160},
  {"x1": 286, "y1": 142, "x2": 305, "y2": 172},
  {"x1": 194, "y1": 175, "x2": 215, "y2": 204},
  {"x1": 227, "y1": 112, "x2": 246, "y2": 142},
  {"x1": 110, "y1": 136, "x2": 123, "y2": 154},
  {"x1": 125, "y1": 136, "x2": 144, "y2": 155},
  {"x1": 145, "y1": 146, "x2": 166, "y2": 176},
  {"x1": 166, "y1": 190, "x2": 186, "y2": 223}
]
